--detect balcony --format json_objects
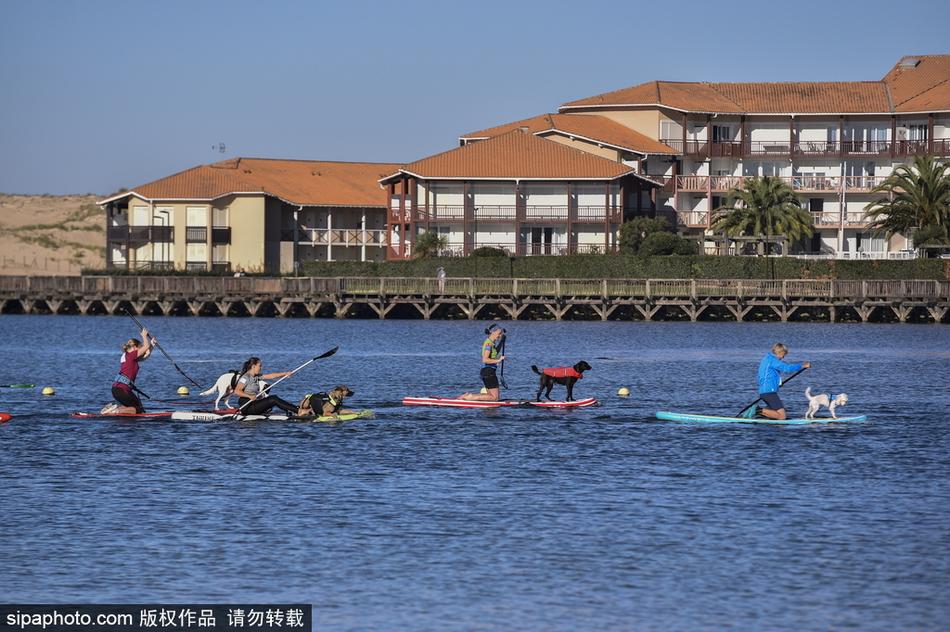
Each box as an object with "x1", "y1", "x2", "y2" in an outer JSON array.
[
  {"x1": 676, "y1": 211, "x2": 710, "y2": 228},
  {"x1": 186, "y1": 227, "x2": 208, "y2": 242},
  {"x1": 108, "y1": 226, "x2": 174, "y2": 243},
  {"x1": 211, "y1": 227, "x2": 231, "y2": 244},
  {"x1": 283, "y1": 228, "x2": 388, "y2": 247},
  {"x1": 811, "y1": 212, "x2": 841, "y2": 228},
  {"x1": 185, "y1": 261, "x2": 209, "y2": 272},
  {"x1": 402, "y1": 204, "x2": 620, "y2": 223},
  {"x1": 674, "y1": 175, "x2": 886, "y2": 193}
]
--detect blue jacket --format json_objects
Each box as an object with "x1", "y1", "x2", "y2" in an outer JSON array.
[{"x1": 757, "y1": 352, "x2": 803, "y2": 394}]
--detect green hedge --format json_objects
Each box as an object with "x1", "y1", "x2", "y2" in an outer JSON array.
[{"x1": 301, "y1": 256, "x2": 948, "y2": 280}]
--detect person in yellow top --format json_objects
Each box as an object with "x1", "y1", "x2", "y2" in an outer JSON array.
[{"x1": 460, "y1": 324, "x2": 506, "y2": 401}]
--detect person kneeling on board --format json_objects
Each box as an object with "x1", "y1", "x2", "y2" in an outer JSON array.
[
  {"x1": 756, "y1": 343, "x2": 810, "y2": 420},
  {"x1": 297, "y1": 385, "x2": 355, "y2": 417},
  {"x1": 460, "y1": 324, "x2": 506, "y2": 401},
  {"x1": 107, "y1": 329, "x2": 156, "y2": 414},
  {"x1": 233, "y1": 356, "x2": 299, "y2": 416}
]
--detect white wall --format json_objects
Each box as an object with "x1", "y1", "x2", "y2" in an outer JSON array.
[
  {"x1": 524, "y1": 183, "x2": 566, "y2": 206},
  {"x1": 471, "y1": 183, "x2": 514, "y2": 206}
]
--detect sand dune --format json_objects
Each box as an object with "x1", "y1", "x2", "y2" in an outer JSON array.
[{"x1": 0, "y1": 194, "x2": 106, "y2": 276}]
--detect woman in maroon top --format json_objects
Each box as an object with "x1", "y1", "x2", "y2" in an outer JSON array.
[{"x1": 111, "y1": 328, "x2": 156, "y2": 414}]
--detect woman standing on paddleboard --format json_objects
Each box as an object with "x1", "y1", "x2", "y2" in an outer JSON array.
[
  {"x1": 110, "y1": 328, "x2": 156, "y2": 414},
  {"x1": 232, "y1": 357, "x2": 300, "y2": 415},
  {"x1": 460, "y1": 324, "x2": 506, "y2": 401}
]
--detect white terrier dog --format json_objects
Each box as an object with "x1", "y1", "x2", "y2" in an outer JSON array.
[
  {"x1": 200, "y1": 372, "x2": 267, "y2": 410},
  {"x1": 805, "y1": 387, "x2": 848, "y2": 419}
]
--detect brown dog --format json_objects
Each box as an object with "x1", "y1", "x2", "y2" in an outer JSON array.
[{"x1": 531, "y1": 361, "x2": 592, "y2": 401}]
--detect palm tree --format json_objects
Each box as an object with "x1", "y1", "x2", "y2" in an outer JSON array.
[
  {"x1": 412, "y1": 230, "x2": 449, "y2": 259},
  {"x1": 712, "y1": 175, "x2": 813, "y2": 254},
  {"x1": 864, "y1": 155, "x2": 950, "y2": 246}
]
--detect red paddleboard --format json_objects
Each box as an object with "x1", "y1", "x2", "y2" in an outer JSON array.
[
  {"x1": 71, "y1": 407, "x2": 237, "y2": 420},
  {"x1": 527, "y1": 397, "x2": 598, "y2": 408},
  {"x1": 71, "y1": 411, "x2": 175, "y2": 420},
  {"x1": 0, "y1": 412, "x2": 12, "y2": 424},
  {"x1": 402, "y1": 397, "x2": 523, "y2": 409}
]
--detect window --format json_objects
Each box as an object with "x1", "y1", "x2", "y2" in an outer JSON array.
[
  {"x1": 660, "y1": 120, "x2": 681, "y2": 141},
  {"x1": 187, "y1": 243, "x2": 207, "y2": 262},
  {"x1": 909, "y1": 124, "x2": 928, "y2": 141},
  {"x1": 186, "y1": 207, "x2": 207, "y2": 226},
  {"x1": 712, "y1": 125, "x2": 732, "y2": 142},
  {"x1": 213, "y1": 207, "x2": 229, "y2": 227},
  {"x1": 809, "y1": 198, "x2": 824, "y2": 212}
]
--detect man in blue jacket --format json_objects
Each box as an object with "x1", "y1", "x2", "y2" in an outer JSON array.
[{"x1": 756, "y1": 343, "x2": 810, "y2": 420}]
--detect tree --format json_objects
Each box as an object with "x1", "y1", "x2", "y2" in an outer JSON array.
[
  {"x1": 619, "y1": 216, "x2": 669, "y2": 253},
  {"x1": 712, "y1": 176, "x2": 813, "y2": 255},
  {"x1": 413, "y1": 231, "x2": 448, "y2": 259},
  {"x1": 864, "y1": 155, "x2": 950, "y2": 246},
  {"x1": 638, "y1": 232, "x2": 698, "y2": 256}
]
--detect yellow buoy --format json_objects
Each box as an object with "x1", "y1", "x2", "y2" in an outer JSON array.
[
  {"x1": 617, "y1": 387, "x2": 630, "y2": 397},
  {"x1": 177, "y1": 386, "x2": 190, "y2": 396},
  {"x1": 42, "y1": 386, "x2": 55, "y2": 396}
]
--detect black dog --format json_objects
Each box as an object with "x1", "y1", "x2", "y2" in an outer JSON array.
[{"x1": 531, "y1": 361, "x2": 592, "y2": 401}]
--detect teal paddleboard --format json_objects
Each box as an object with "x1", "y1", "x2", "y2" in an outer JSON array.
[{"x1": 656, "y1": 411, "x2": 867, "y2": 425}]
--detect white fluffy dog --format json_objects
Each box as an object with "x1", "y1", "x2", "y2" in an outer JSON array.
[
  {"x1": 200, "y1": 372, "x2": 267, "y2": 410},
  {"x1": 805, "y1": 387, "x2": 848, "y2": 419}
]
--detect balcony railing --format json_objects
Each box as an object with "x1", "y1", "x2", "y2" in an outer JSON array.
[
  {"x1": 186, "y1": 227, "x2": 208, "y2": 242},
  {"x1": 211, "y1": 227, "x2": 232, "y2": 244},
  {"x1": 674, "y1": 175, "x2": 887, "y2": 193},
  {"x1": 108, "y1": 226, "x2": 174, "y2": 243},
  {"x1": 660, "y1": 137, "x2": 950, "y2": 157},
  {"x1": 676, "y1": 211, "x2": 710, "y2": 228},
  {"x1": 811, "y1": 212, "x2": 840, "y2": 227},
  {"x1": 185, "y1": 261, "x2": 209, "y2": 272},
  {"x1": 282, "y1": 228, "x2": 388, "y2": 246},
  {"x1": 397, "y1": 204, "x2": 621, "y2": 223}
]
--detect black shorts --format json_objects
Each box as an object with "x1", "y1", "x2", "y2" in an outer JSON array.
[
  {"x1": 112, "y1": 385, "x2": 144, "y2": 413},
  {"x1": 480, "y1": 367, "x2": 499, "y2": 390},
  {"x1": 760, "y1": 392, "x2": 785, "y2": 411}
]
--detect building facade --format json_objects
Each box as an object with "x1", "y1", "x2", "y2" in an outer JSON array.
[
  {"x1": 553, "y1": 54, "x2": 950, "y2": 258},
  {"x1": 100, "y1": 158, "x2": 398, "y2": 272},
  {"x1": 380, "y1": 130, "x2": 659, "y2": 259}
]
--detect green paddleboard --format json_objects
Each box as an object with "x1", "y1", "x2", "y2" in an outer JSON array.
[{"x1": 311, "y1": 409, "x2": 375, "y2": 423}]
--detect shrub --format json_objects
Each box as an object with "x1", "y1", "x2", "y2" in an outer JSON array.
[
  {"x1": 471, "y1": 246, "x2": 508, "y2": 257},
  {"x1": 619, "y1": 217, "x2": 669, "y2": 253}
]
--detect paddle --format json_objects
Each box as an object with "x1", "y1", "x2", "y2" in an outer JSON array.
[
  {"x1": 0, "y1": 384, "x2": 35, "y2": 388},
  {"x1": 737, "y1": 366, "x2": 808, "y2": 418},
  {"x1": 124, "y1": 309, "x2": 202, "y2": 388},
  {"x1": 237, "y1": 347, "x2": 339, "y2": 414},
  {"x1": 497, "y1": 334, "x2": 509, "y2": 390}
]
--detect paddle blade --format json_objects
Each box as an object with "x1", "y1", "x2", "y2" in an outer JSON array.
[{"x1": 314, "y1": 346, "x2": 339, "y2": 360}]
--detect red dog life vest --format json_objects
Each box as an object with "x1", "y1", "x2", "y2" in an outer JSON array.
[{"x1": 542, "y1": 367, "x2": 582, "y2": 379}]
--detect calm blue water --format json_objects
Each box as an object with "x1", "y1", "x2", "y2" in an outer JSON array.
[{"x1": 1, "y1": 315, "x2": 948, "y2": 631}]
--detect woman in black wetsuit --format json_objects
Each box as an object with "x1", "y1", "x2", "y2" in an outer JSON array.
[{"x1": 232, "y1": 356, "x2": 299, "y2": 415}]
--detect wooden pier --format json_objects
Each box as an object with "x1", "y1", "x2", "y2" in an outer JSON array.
[{"x1": 0, "y1": 276, "x2": 947, "y2": 323}]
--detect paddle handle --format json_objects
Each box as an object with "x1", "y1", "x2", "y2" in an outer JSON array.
[{"x1": 737, "y1": 366, "x2": 808, "y2": 417}]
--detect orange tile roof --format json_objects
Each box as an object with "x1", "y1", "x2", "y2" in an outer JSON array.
[
  {"x1": 562, "y1": 80, "x2": 893, "y2": 114},
  {"x1": 883, "y1": 55, "x2": 950, "y2": 111},
  {"x1": 461, "y1": 113, "x2": 676, "y2": 155},
  {"x1": 383, "y1": 130, "x2": 638, "y2": 182},
  {"x1": 100, "y1": 158, "x2": 400, "y2": 207},
  {"x1": 561, "y1": 56, "x2": 950, "y2": 114}
]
